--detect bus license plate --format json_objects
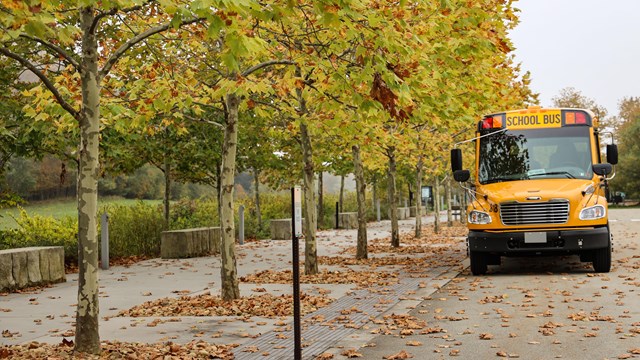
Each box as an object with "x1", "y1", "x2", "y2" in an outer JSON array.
[{"x1": 524, "y1": 232, "x2": 546, "y2": 244}]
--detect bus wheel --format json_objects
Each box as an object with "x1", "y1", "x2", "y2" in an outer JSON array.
[
  {"x1": 592, "y1": 245, "x2": 611, "y2": 273},
  {"x1": 470, "y1": 251, "x2": 488, "y2": 275}
]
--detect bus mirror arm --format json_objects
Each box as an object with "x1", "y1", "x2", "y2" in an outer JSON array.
[
  {"x1": 600, "y1": 169, "x2": 616, "y2": 204},
  {"x1": 457, "y1": 181, "x2": 487, "y2": 212},
  {"x1": 586, "y1": 166, "x2": 616, "y2": 207},
  {"x1": 605, "y1": 168, "x2": 616, "y2": 182}
]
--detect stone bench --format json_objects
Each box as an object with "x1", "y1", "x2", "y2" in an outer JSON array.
[
  {"x1": 0, "y1": 247, "x2": 66, "y2": 292},
  {"x1": 338, "y1": 212, "x2": 358, "y2": 229},
  {"x1": 269, "y1": 218, "x2": 305, "y2": 240},
  {"x1": 387, "y1": 207, "x2": 410, "y2": 220},
  {"x1": 398, "y1": 207, "x2": 410, "y2": 220},
  {"x1": 270, "y1": 219, "x2": 293, "y2": 240},
  {"x1": 161, "y1": 227, "x2": 221, "y2": 259}
]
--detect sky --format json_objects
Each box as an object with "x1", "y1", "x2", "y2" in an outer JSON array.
[{"x1": 509, "y1": 0, "x2": 640, "y2": 117}]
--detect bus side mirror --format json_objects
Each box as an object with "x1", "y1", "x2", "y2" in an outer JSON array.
[
  {"x1": 593, "y1": 163, "x2": 612, "y2": 176},
  {"x1": 606, "y1": 144, "x2": 618, "y2": 165},
  {"x1": 453, "y1": 170, "x2": 471, "y2": 182},
  {"x1": 451, "y1": 149, "x2": 463, "y2": 172}
]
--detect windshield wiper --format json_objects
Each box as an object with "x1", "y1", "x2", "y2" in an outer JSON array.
[{"x1": 529, "y1": 171, "x2": 575, "y2": 179}]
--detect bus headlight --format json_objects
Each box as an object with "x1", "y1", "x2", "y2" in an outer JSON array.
[
  {"x1": 579, "y1": 205, "x2": 606, "y2": 220},
  {"x1": 469, "y1": 210, "x2": 492, "y2": 224}
]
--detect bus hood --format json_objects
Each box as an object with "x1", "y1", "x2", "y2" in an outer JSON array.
[{"x1": 479, "y1": 179, "x2": 595, "y2": 203}]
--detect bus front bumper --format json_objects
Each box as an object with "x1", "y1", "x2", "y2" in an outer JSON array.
[{"x1": 467, "y1": 227, "x2": 610, "y2": 254}]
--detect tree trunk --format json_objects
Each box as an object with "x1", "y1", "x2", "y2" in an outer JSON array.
[
  {"x1": 339, "y1": 174, "x2": 345, "y2": 213},
  {"x1": 353, "y1": 145, "x2": 368, "y2": 259},
  {"x1": 163, "y1": 152, "x2": 170, "y2": 230},
  {"x1": 75, "y1": 6, "x2": 101, "y2": 354},
  {"x1": 253, "y1": 167, "x2": 262, "y2": 232},
  {"x1": 387, "y1": 148, "x2": 399, "y2": 247},
  {"x1": 446, "y1": 177, "x2": 453, "y2": 227},
  {"x1": 220, "y1": 93, "x2": 240, "y2": 300},
  {"x1": 300, "y1": 122, "x2": 318, "y2": 275},
  {"x1": 414, "y1": 156, "x2": 423, "y2": 238},
  {"x1": 295, "y1": 66, "x2": 318, "y2": 275},
  {"x1": 434, "y1": 177, "x2": 441, "y2": 234},
  {"x1": 317, "y1": 171, "x2": 324, "y2": 229}
]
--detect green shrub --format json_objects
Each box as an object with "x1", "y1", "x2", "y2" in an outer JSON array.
[
  {"x1": 168, "y1": 199, "x2": 218, "y2": 230},
  {"x1": 237, "y1": 191, "x2": 289, "y2": 239},
  {"x1": 0, "y1": 208, "x2": 78, "y2": 264},
  {"x1": 100, "y1": 201, "x2": 164, "y2": 258},
  {"x1": 319, "y1": 192, "x2": 363, "y2": 228}
]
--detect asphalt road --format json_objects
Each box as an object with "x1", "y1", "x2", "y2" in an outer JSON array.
[{"x1": 356, "y1": 208, "x2": 640, "y2": 360}]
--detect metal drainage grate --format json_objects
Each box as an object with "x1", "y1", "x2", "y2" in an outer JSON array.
[{"x1": 234, "y1": 267, "x2": 454, "y2": 360}]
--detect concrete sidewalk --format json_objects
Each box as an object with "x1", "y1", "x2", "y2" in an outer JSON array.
[{"x1": 0, "y1": 214, "x2": 466, "y2": 359}]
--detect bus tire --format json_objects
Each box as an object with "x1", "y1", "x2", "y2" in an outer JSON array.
[
  {"x1": 470, "y1": 251, "x2": 488, "y2": 275},
  {"x1": 592, "y1": 245, "x2": 611, "y2": 273}
]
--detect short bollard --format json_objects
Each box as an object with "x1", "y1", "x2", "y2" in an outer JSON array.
[
  {"x1": 239, "y1": 205, "x2": 245, "y2": 245},
  {"x1": 101, "y1": 213, "x2": 109, "y2": 270}
]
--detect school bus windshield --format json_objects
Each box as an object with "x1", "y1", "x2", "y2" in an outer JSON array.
[{"x1": 478, "y1": 126, "x2": 593, "y2": 184}]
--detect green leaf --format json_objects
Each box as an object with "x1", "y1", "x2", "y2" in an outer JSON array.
[
  {"x1": 24, "y1": 20, "x2": 48, "y2": 37},
  {"x1": 221, "y1": 52, "x2": 238, "y2": 72},
  {"x1": 207, "y1": 15, "x2": 224, "y2": 38}
]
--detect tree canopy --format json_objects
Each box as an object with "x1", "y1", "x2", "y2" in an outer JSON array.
[{"x1": 1, "y1": 0, "x2": 545, "y2": 354}]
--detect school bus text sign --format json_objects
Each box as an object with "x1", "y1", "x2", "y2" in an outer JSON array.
[{"x1": 505, "y1": 110, "x2": 562, "y2": 130}]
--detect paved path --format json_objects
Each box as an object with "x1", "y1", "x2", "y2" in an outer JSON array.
[
  {"x1": 5, "y1": 210, "x2": 635, "y2": 359},
  {"x1": 1, "y1": 214, "x2": 464, "y2": 358}
]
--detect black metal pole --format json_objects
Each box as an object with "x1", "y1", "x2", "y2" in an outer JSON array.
[
  {"x1": 335, "y1": 201, "x2": 339, "y2": 229},
  {"x1": 291, "y1": 188, "x2": 302, "y2": 360}
]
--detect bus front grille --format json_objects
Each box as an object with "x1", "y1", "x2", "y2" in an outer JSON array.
[{"x1": 500, "y1": 200, "x2": 569, "y2": 225}]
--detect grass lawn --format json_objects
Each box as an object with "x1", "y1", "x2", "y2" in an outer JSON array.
[{"x1": 0, "y1": 197, "x2": 162, "y2": 230}]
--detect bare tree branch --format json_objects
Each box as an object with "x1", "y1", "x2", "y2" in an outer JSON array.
[
  {"x1": 303, "y1": 79, "x2": 358, "y2": 111},
  {"x1": 452, "y1": 127, "x2": 473, "y2": 139},
  {"x1": 100, "y1": 16, "x2": 204, "y2": 78},
  {"x1": 241, "y1": 59, "x2": 295, "y2": 77},
  {"x1": 0, "y1": 46, "x2": 79, "y2": 119},
  {"x1": 91, "y1": 1, "x2": 153, "y2": 34},
  {"x1": 19, "y1": 34, "x2": 81, "y2": 71},
  {"x1": 183, "y1": 114, "x2": 224, "y2": 128},
  {"x1": 193, "y1": 101, "x2": 224, "y2": 113}
]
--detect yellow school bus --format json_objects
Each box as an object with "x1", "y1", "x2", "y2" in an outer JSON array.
[{"x1": 450, "y1": 106, "x2": 618, "y2": 275}]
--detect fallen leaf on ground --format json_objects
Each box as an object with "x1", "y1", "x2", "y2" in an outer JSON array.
[
  {"x1": 0, "y1": 340, "x2": 236, "y2": 359},
  {"x1": 316, "y1": 353, "x2": 334, "y2": 359},
  {"x1": 479, "y1": 333, "x2": 494, "y2": 340},
  {"x1": 341, "y1": 349, "x2": 363, "y2": 358},
  {"x1": 114, "y1": 292, "x2": 333, "y2": 318},
  {"x1": 384, "y1": 350, "x2": 413, "y2": 359}
]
